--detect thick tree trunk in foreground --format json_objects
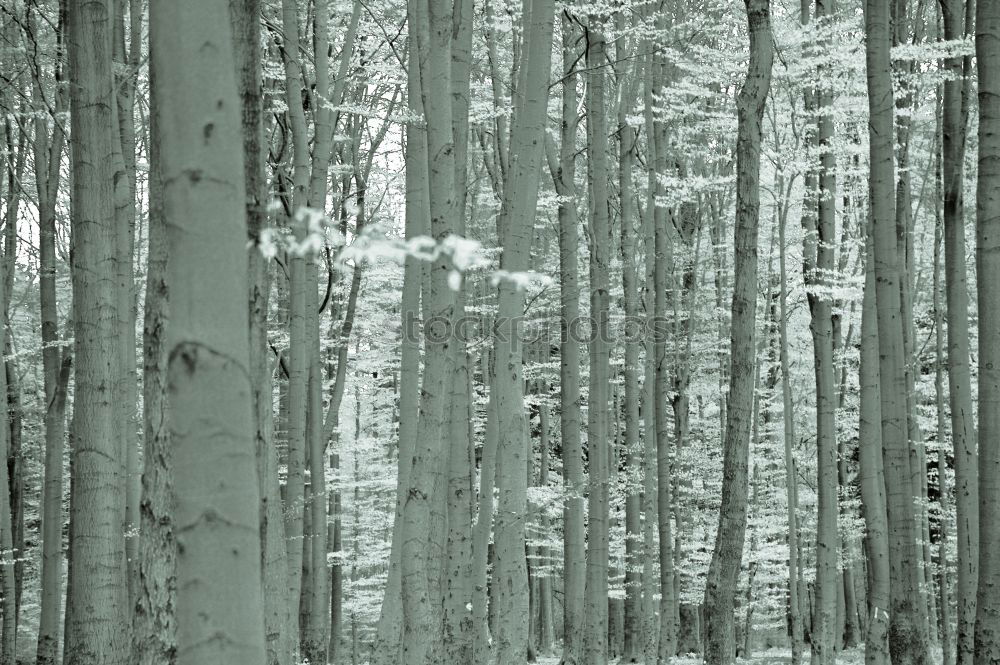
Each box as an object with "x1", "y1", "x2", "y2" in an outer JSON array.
[
  {"x1": 702, "y1": 2, "x2": 772, "y2": 663},
  {"x1": 66, "y1": 2, "x2": 130, "y2": 662},
  {"x1": 150, "y1": 2, "x2": 267, "y2": 664},
  {"x1": 975, "y1": 0, "x2": 1000, "y2": 660},
  {"x1": 864, "y1": 1, "x2": 930, "y2": 662}
]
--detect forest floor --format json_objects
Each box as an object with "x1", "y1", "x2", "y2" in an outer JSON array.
[{"x1": 532, "y1": 646, "x2": 869, "y2": 665}]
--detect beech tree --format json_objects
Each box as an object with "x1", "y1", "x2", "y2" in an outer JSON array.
[
  {"x1": 65, "y1": 2, "x2": 130, "y2": 662},
  {"x1": 939, "y1": 0, "x2": 979, "y2": 661},
  {"x1": 864, "y1": 0, "x2": 930, "y2": 661},
  {"x1": 0, "y1": 1, "x2": 997, "y2": 664},
  {"x1": 975, "y1": 0, "x2": 1000, "y2": 659},
  {"x1": 149, "y1": 2, "x2": 267, "y2": 665},
  {"x1": 702, "y1": 2, "x2": 773, "y2": 663}
]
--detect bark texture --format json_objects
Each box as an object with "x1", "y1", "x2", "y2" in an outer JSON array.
[
  {"x1": 150, "y1": 1, "x2": 267, "y2": 663},
  {"x1": 702, "y1": 2, "x2": 772, "y2": 663}
]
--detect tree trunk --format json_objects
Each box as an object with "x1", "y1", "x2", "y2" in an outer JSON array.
[
  {"x1": 132, "y1": 77, "x2": 176, "y2": 665},
  {"x1": 472, "y1": 345, "x2": 498, "y2": 664},
  {"x1": 639, "y1": 33, "x2": 661, "y2": 662},
  {"x1": 619, "y1": 58, "x2": 642, "y2": 665},
  {"x1": 893, "y1": 0, "x2": 935, "y2": 645},
  {"x1": 232, "y1": 2, "x2": 290, "y2": 662},
  {"x1": 779, "y1": 189, "x2": 804, "y2": 665},
  {"x1": 545, "y1": 15, "x2": 585, "y2": 664},
  {"x1": 112, "y1": 0, "x2": 141, "y2": 612},
  {"x1": 370, "y1": 29, "x2": 425, "y2": 665},
  {"x1": 939, "y1": 0, "x2": 979, "y2": 662},
  {"x1": 583, "y1": 23, "x2": 611, "y2": 665},
  {"x1": 0, "y1": 209, "x2": 13, "y2": 665},
  {"x1": 975, "y1": 0, "x2": 1000, "y2": 659},
  {"x1": 65, "y1": 1, "x2": 130, "y2": 662},
  {"x1": 645, "y1": 12, "x2": 678, "y2": 659},
  {"x1": 536, "y1": 395, "x2": 555, "y2": 655},
  {"x1": 443, "y1": 0, "x2": 475, "y2": 658},
  {"x1": 702, "y1": 2, "x2": 772, "y2": 663},
  {"x1": 301, "y1": 3, "x2": 336, "y2": 656},
  {"x1": 863, "y1": 0, "x2": 931, "y2": 661},
  {"x1": 859, "y1": 230, "x2": 891, "y2": 665},
  {"x1": 399, "y1": 0, "x2": 458, "y2": 659},
  {"x1": 492, "y1": 1, "x2": 555, "y2": 662},
  {"x1": 30, "y1": 3, "x2": 69, "y2": 661},
  {"x1": 806, "y1": 1, "x2": 839, "y2": 660},
  {"x1": 150, "y1": 1, "x2": 268, "y2": 662},
  {"x1": 277, "y1": 0, "x2": 309, "y2": 653},
  {"x1": 933, "y1": 138, "x2": 954, "y2": 665}
]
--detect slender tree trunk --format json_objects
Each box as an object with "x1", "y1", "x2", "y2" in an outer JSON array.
[
  {"x1": 939, "y1": 1, "x2": 978, "y2": 662},
  {"x1": 807, "y1": 1, "x2": 839, "y2": 659},
  {"x1": 536, "y1": 394, "x2": 555, "y2": 654},
  {"x1": 864, "y1": 0, "x2": 930, "y2": 661},
  {"x1": 370, "y1": 32, "x2": 425, "y2": 665},
  {"x1": 619, "y1": 60, "x2": 643, "y2": 665},
  {"x1": 0, "y1": 19, "x2": 25, "y2": 634},
  {"x1": 645, "y1": 13, "x2": 677, "y2": 659},
  {"x1": 860, "y1": 231, "x2": 891, "y2": 665},
  {"x1": 301, "y1": 3, "x2": 335, "y2": 656},
  {"x1": 150, "y1": 1, "x2": 267, "y2": 662},
  {"x1": 545, "y1": 15, "x2": 585, "y2": 663},
  {"x1": 278, "y1": 0, "x2": 309, "y2": 653},
  {"x1": 232, "y1": 2, "x2": 289, "y2": 662},
  {"x1": 399, "y1": 0, "x2": 459, "y2": 658},
  {"x1": 702, "y1": 3, "x2": 772, "y2": 663},
  {"x1": 975, "y1": 0, "x2": 1000, "y2": 659},
  {"x1": 303, "y1": 254, "x2": 327, "y2": 665},
  {"x1": 112, "y1": 0, "x2": 140, "y2": 611},
  {"x1": 443, "y1": 0, "x2": 475, "y2": 658},
  {"x1": 30, "y1": 4, "x2": 68, "y2": 661},
  {"x1": 779, "y1": 193, "x2": 804, "y2": 665},
  {"x1": 933, "y1": 140, "x2": 955, "y2": 665},
  {"x1": 893, "y1": 0, "x2": 935, "y2": 644},
  {"x1": 472, "y1": 345, "x2": 498, "y2": 664},
  {"x1": 583, "y1": 23, "x2": 611, "y2": 665},
  {"x1": 492, "y1": 2, "x2": 555, "y2": 662},
  {"x1": 639, "y1": 36, "x2": 661, "y2": 663},
  {"x1": 0, "y1": 205, "x2": 13, "y2": 665}
]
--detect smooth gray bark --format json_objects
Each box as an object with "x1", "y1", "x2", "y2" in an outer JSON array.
[{"x1": 702, "y1": 2, "x2": 772, "y2": 663}]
